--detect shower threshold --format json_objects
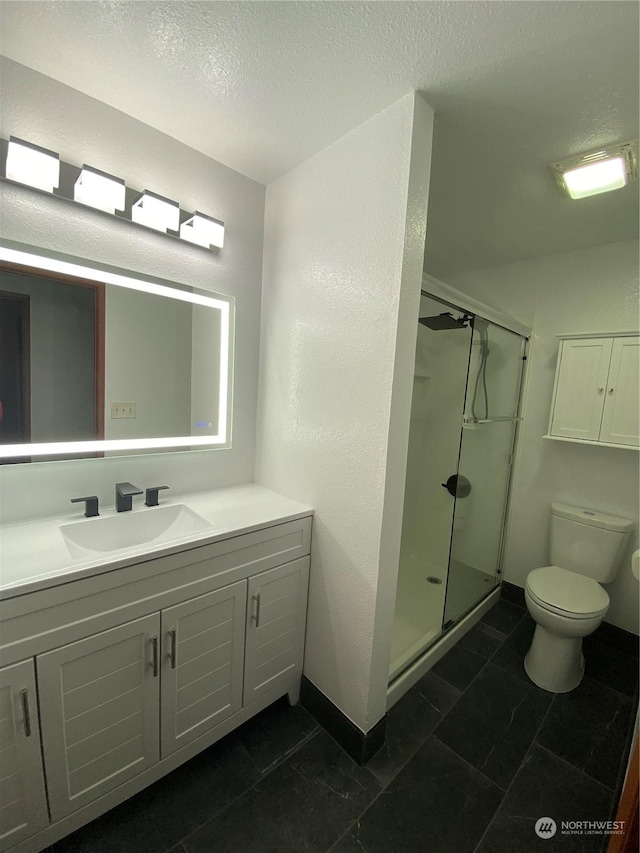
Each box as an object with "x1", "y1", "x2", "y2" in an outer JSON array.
[
  {"x1": 386, "y1": 584, "x2": 501, "y2": 710},
  {"x1": 389, "y1": 625, "x2": 441, "y2": 682}
]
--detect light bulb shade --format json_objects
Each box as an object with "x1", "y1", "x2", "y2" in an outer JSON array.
[
  {"x1": 6, "y1": 136, "x2": 60, "y2": 192},
  {"x1": 562, "y1": 157, "x2": 627, "y2": 199},
  {"x1": 74, "y1": 165, "x2": 126, "y2": 213},
  {"x1": 552, "y1": 142, "x2": 637, "y2": 199},
  {"x1": 131, "y1": 190, "x2": 180, "y2": 232},
  {"x1": 180, "y1": 212, "x2": 225, "y2": 249}
]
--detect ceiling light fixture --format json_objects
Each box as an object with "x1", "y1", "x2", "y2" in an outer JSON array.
[
  {"x1": 180, "y1": 212, "x2": 225, "y2": 249},
  {"x1": 6, "y1": 136, "x2": 60, "y2": 192},
  {"x1": 131, "y1": 190, "x2": 180, "y2": 232},
  {"x1": 74, "y1": 165, "x2": 126, "y2": 214},
  {"x1": 551, "y1": 141, "x2": 638, "y2": 199}
]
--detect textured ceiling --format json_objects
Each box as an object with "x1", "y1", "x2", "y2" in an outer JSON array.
[{"x1": 0, "y1": 1, "x2": 638, "y2": 276}]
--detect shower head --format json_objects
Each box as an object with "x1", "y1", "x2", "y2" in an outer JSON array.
[{"x1": 419, "y1": 312, "x2": 472, "y2": 331}]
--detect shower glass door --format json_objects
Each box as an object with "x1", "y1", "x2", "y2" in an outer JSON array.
[
  {"x1": 389, "y1": 291, "x2": 527, "y2": 684},
  {"x1": 389, "y1": 294, "x2": 473, "y2": 680},
  {"x1": 443, "y1": 321, "x2": 526, "y2": 626}
]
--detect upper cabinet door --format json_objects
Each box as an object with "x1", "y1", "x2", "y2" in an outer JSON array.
[
  {"x1": 243, "y1": 557, "x2": 310, "y2": 707},
  {"x1": 37, "y1": 613, "x2": 160, "y2": 821},
  {"x1": 600, "y1": 336, "x2": 640, "y2": 446},
  {"x1": 160, "y1": 581, "x2": 247, "y2": 757},
  {"x1": 550, "y1": 337, "x2": 613, "y2": 440},
  {"x1": 0, "y1": 659, "x2": 49, "y2": 850}
]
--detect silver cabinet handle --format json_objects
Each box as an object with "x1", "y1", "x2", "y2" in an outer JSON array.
[
  {"x1": 252, "y1": 593, "x2": 262, "y2": 627},
  {"x1": 598, "y1": 387, "x2": 604, "y2": 394},
  {"x1": 20, "y1": 689, "x2": 32, "y2": 737},
  {"x1": 151, "y1": 636, "x2": 159, "y2": 678},
  {"x1": 608, "y1": 387, "x2": 614, "y2": 394},
  {"x1": 168, "y1": 629, "x2": 177, "y2": 669}
]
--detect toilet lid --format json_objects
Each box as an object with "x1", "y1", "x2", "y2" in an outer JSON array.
[{"x1": 526, "y1": 566, "x2": 609, "y2": 617}]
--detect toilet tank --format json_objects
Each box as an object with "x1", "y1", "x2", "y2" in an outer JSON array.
[{"x1": 550, "y1": 503, "x2": 633, "y2": 582}]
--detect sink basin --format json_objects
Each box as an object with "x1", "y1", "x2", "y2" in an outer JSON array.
[{"x1": 60, "y1": 504, "x2": 214, "y2": 559}]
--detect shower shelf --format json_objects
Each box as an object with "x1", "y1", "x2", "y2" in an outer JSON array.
[{"x1": 463, "y1": 416, "x2": 522, "y2": 424}]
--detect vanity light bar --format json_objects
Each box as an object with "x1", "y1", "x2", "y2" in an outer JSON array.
[
  {"x1": 6, "y1": 136, "x2": 60, "y2": 193},
  {"x1": 180, "y1": 212, "x2": 225, "y2": 249},
  {"x1": 2, "y1": 137, "x2": 225, "y2": 251},
  {"x1": 74, "y1": 165, "x2": 126, "y2": 214},
  {"x1": 132, "y1": 190, "x2": 180, "y2": 233}
]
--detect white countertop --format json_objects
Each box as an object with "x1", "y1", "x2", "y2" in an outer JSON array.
[{"x1": 0, "y1": 485, "x2": 313, "y2": 600}]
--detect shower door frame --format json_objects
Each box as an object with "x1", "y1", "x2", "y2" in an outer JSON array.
[{"x1": 387, "y1": 275, "x2": 531, "y2": 708}]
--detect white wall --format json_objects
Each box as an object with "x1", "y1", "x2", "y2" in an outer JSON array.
[
  {"x1": 0, "y1": 59, "x2": 265, "y2": 523},
  {"x1": 256, "y1": 93, "x2": 433, "y2": 732},
  {"x1": 449, "y1": 239, "x2": 640, "y2": 634}
]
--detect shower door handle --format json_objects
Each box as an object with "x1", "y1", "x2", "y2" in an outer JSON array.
[{"x1": 441, "y1": 474, "x2": 471, "y2": 498}]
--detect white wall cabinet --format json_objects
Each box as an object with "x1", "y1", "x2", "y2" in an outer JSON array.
[
  {"x1": 0, "y1": 661, "x2": 49, "y2": 850},
  {"x1": 547, "y1": 333, "x2": 639, "y2": 449},
  {"x1": 0, "y1": 514, "x2": 311, "y2": 853}
]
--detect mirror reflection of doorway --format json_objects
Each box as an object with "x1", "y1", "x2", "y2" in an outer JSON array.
[
  {"x1": 0, "y1": 264, "x2": 105, "y2": 462},
  {"x1": 0, "y1": 290, "x2": 31, "y2": 462}
]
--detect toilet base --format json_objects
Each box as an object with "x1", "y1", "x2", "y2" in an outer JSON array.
[{"x1": 524, "y1": 624, "x2": 585, "y2": 693}]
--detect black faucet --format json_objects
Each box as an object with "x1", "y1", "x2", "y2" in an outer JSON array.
[
  {"x1": 115, "y1": 482, "x2": 143, "y2": 513},
  {"x1": 71, "y1": 495, "x2": 99, "y2": 518},
  {"x1": 145, "y1": 486, "x2": 170, "y2": 507}
]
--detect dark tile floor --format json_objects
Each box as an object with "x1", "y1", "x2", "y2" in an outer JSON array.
[{"x1": 51, "y1": 598, "x2": 638, "y2": 853}]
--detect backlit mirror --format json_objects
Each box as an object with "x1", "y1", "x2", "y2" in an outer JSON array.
[{"x1": 0, "y1": 242, "x2": 233, "y2": 462}]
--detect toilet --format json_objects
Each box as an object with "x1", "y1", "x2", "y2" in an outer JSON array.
[{"x1": 524, "y1": 502, "x2": 633, "y2": 693}]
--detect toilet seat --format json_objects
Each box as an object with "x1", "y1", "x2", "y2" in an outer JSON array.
[{"x1": 526, "y1": 565, "x2": 609, "y2": 619}]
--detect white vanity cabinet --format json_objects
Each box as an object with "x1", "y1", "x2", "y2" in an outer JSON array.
[
  {"x1": 0, "y1": 661, "x2": 49, "y2": 849},
  {"x1": 0, "y1": 509, "x2": 312, "y2": 853},
  {"x1": 547, "y1": 333, "x2": 639, "y2": 449}
]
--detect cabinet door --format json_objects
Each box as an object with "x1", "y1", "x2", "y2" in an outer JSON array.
[
  {"x1": 550, "y1": 338, "x2": 613, "y2": 440},
  {"x1": 599, "y1": 336, "x2": 640, "y2": 446},
  {"x1": 38, "y1": 614, "x2": 160, "y2": 821},
  {"x1": 160, "y1": 581, "x2": 246, "y2": 757},
  {"x1": 0, "y1": 660, "x2": 49, "y2": 850},
  {"x1": 244, "y1": 557, "x2": 309, "y2": 706}
]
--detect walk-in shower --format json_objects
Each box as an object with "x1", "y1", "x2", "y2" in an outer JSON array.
[{"x1": 389, "y1": 290, "x2": 527, "y2": 684}]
